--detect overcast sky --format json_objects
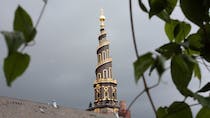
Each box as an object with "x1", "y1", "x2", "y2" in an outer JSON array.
[{"x1": 0, "y1": 0, "x2": 209, "y2": 118}]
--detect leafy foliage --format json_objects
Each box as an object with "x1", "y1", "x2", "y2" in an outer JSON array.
[
  {"x1": 1, "y1": 31, "x2": 25, "y2": 56},
  {"x1": 134, "y1": 52, "x2": 154, "y2": 83},
  {"x1": 171, "y1": 54, "x2": 194, "y2": 96},
  {"x1": 196, "y1": 107, "x2": 210, "y2": 118},
  {"x1": 180, "y1": 0, "x2": 210, "y2": 27},
  {"x1": 157, "y1": 102, "x2": 192, "y2": 118},
  {"x1": 4, "y1": 52, "x2": 30, "y2": 86},
  {"x1": 156, "y1": 43, "x2": 181, "y2": 59},
  {"x1": 134, "y1": 0, "x2": 210, "y2": 117},
  {"x1": 14, "y1": 6, "x2": 37, "y2": 43},
  {"x1": 0, "y1": 2, "x2": 47, "y2": 86}
]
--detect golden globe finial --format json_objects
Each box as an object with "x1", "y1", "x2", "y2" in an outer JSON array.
[{"x1": 100, "y1": 8, "x2": 105, "y2": 28}]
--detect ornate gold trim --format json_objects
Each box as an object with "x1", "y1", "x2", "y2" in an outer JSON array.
[
  {"x1": 97, "y1": 40, "x2": 110, "y2": 50},
  {"x1": 96, "y1": 58, "x2": 112, "y2": 68},
  {"x1": 94, "y1": 78, "x2": 117, "y2": 84}
]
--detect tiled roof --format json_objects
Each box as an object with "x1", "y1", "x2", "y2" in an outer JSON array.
[{"x1": 0, "y1": 96, "x2": 116, "y2": 118}]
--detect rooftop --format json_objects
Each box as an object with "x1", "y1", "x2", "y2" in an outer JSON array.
[{"x1": 0, "y1": 96, "x2": 117, "y2": 118}]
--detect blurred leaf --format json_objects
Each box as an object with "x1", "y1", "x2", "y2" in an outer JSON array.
[
  {"x1": 134, "y1": 52, "x2": 154, "y2": 83},
  {"x1": 171, "y1": 54, "x2": 194, "y2": 96},
  {"x1": 165, "y1": 0, "x2": 177, "y2": 15},
  {"x1": 43, "y1": 0, "x2": 48, "y2": 4},
  {"x1": 138, "y1": 0, "x2": 148, "y2": 13},
  {"x1": 194, "y1": 62, "x2": 201, "y2": 81},
  {"x1": 157, "y1": 102, "x2": 193, "y2": 118},
  {"x1": 165, "y1": 20, "x2": 190, "y2": 42},
  {"x1": 196, "y1": 107, "x2": 210, "y2": 118},
  {"x1": 157, "y1": 107, "x2": 168, "y2": 118},
  {"x1": 149, "y1": 0, "x2": 167, "y2": 18},
  {"x1": 167, "y1": 102, "x2": 192, "y2": 118},
  {"x1": 149, "y1": 55, "x2": 165, "y2": 78},
  {"x1": 1, "y1": 31, "x2": 25, "y2": 56},
  {"x1": 155, "y1": 0, "x2": 177, "y2": 22},
  {"x1": 180, "y1": 0, "x2": 209, "y2": 26},
  {"x1": 199, "y1": 24, "x2": 210, "y2": 62},
  {"x1": 173, "y1": 21, "x2": 191, "y2": 43},
  {"x1": 187, "y1": 33, "x2": 203, "y2": 51},
  {"x1": 194, "y1": 93, "x2": 210, "y2": 108},
  {"x1": 165, "y1": 20, "x2": 179, "y2": 41},
  {"x1": 156, "y1": 43, "x2": 181, "y2": 59},
  {"x1": 156, "y1": 10, "x2": 171, "y2": 22},
  {"x1": 14, "y1": 5, "x2": 36, "y2": 43},
  {"x1": 4, "y1": 52, "x2": 30, "y2": 86},
  {"x1": 198, "y1": 83, "x2": 210, "y2": 93}
]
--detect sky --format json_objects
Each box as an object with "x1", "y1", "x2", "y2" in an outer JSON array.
[{"x1": 0, "y1": 0, "x2": 209, "y2": 118}]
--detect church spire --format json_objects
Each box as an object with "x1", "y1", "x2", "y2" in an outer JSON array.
[{"x1": 91, "y1": 9, "x2": 119, "y2": 114}]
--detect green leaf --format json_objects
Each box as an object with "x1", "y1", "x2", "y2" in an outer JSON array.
[
  {"x1": 157, "y1": 107, "x2": 168, "y2": 118},
  {"x1": 157, "y1": 102, "x2": 193, "y2": 118},
  {"x1": 156, "y1": 56, "x2": 165, "y2": 77},
  {"x1": 199, "y1": 24, "x2": 210, "y2": 62},
  {"x1": 149, "y1": 0, "x2": 167, "y2": 18},
  {"x1": 194, "y1": 62, "x2": 201, "y2": 81},
  {"x1": 180, "y1": 0, "x2": 209, "y2": 26},
  {"x1": 4, "y1": 52, "x2": 30, "y2": 86},
  {"x1": 165, "y1": 20, "x2": 179, "y2": 41},
  {"x1": 173, "y1": 21, "x2": 191, "y2": 43},
  {"x1": 167, "y1": 102, "x2": 192, "y2": 118},
  {"x1": 156, "y1": 11, "x2": 171, "y2": 22},
  {"x1": 155, "y1": 0, "x2": 177, "y2": 22},
  {"x1": 198, "y1": 83, "x2": 210, "y2": 93},
  {"x1": 133, "y1": 52, "x2": 154, "y2": 83},
  {"x1": 149, "y1": 55, "x2": 165, "y2": 78},
  {"x1": 165, "y1": 0, "x2": 177, "y2": 15},
  {"x1": 1, "y1": 31, "x2": 25, "y2": 56},
  {"x1": 196, "y1": 107, "x2": 210, "y2": 118},
  {"x1": 171, "y1": 54, "x2": 194, "y2": 96},
  {"x1": 156, "y1": 43, "x2": 181, "y2": 59},
  {"x1": 14, "y1": 5, "x2": 36, "y2": 43},
  {"x1": 165, "y1": 20, "x2": 191, "y2": 42},
  {"x1": 187, "y1": 33, "x2": 203, "y2": 51},
  {"x1": 194, "y1": 94, "x2": 210, "y2": 108},
  {"x1": 138, "y1": 0, "x2": 148, "y2": 13}
]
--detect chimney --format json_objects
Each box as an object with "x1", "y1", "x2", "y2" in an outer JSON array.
[{"x1": 119, "y1": 100, "x2": 131, "y2": 118}]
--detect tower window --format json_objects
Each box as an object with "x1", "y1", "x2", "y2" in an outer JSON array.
[
  {"x1": 97, "y1": 73, "x2": 101, "y2": 79},
  {"x1": 108, "y1": 67, "x2": 112, "y2": 78},
  {"x1": 103, "y1": 69, "x2": 108, "y2": 78},
  {"x1": 106, "y1": 49, "x2": 109, "y2": 58},
  {"x1": 102, "y1": 51, "x2": 106, "y2": 60},
  {"x1": 98, "y1": 53, "x2": 102, "y2": 63}
]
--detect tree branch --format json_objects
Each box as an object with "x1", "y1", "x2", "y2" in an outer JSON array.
[
  {"x1": 129, "y1": 0, "x2": 157, "y2": 116},
  {"x1": 127, "y1": 81, "x2": 160, "y2": 111},
  {"x1": 129, "y1": 0, "x2": 139, "y2": 58},
  {"x1": 127, "y1": 89, "x2": 145, "y2": 111},
  {"x1": 35, "y1": 2, "x2": 47, "y2": 28},
  {"x1": 142, "y1": 75, "x2": 157, "y2": 116}
]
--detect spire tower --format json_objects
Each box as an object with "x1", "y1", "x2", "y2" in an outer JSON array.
[{"x1": 92, "y1": 9, "x2": 119, "y2": 113}]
